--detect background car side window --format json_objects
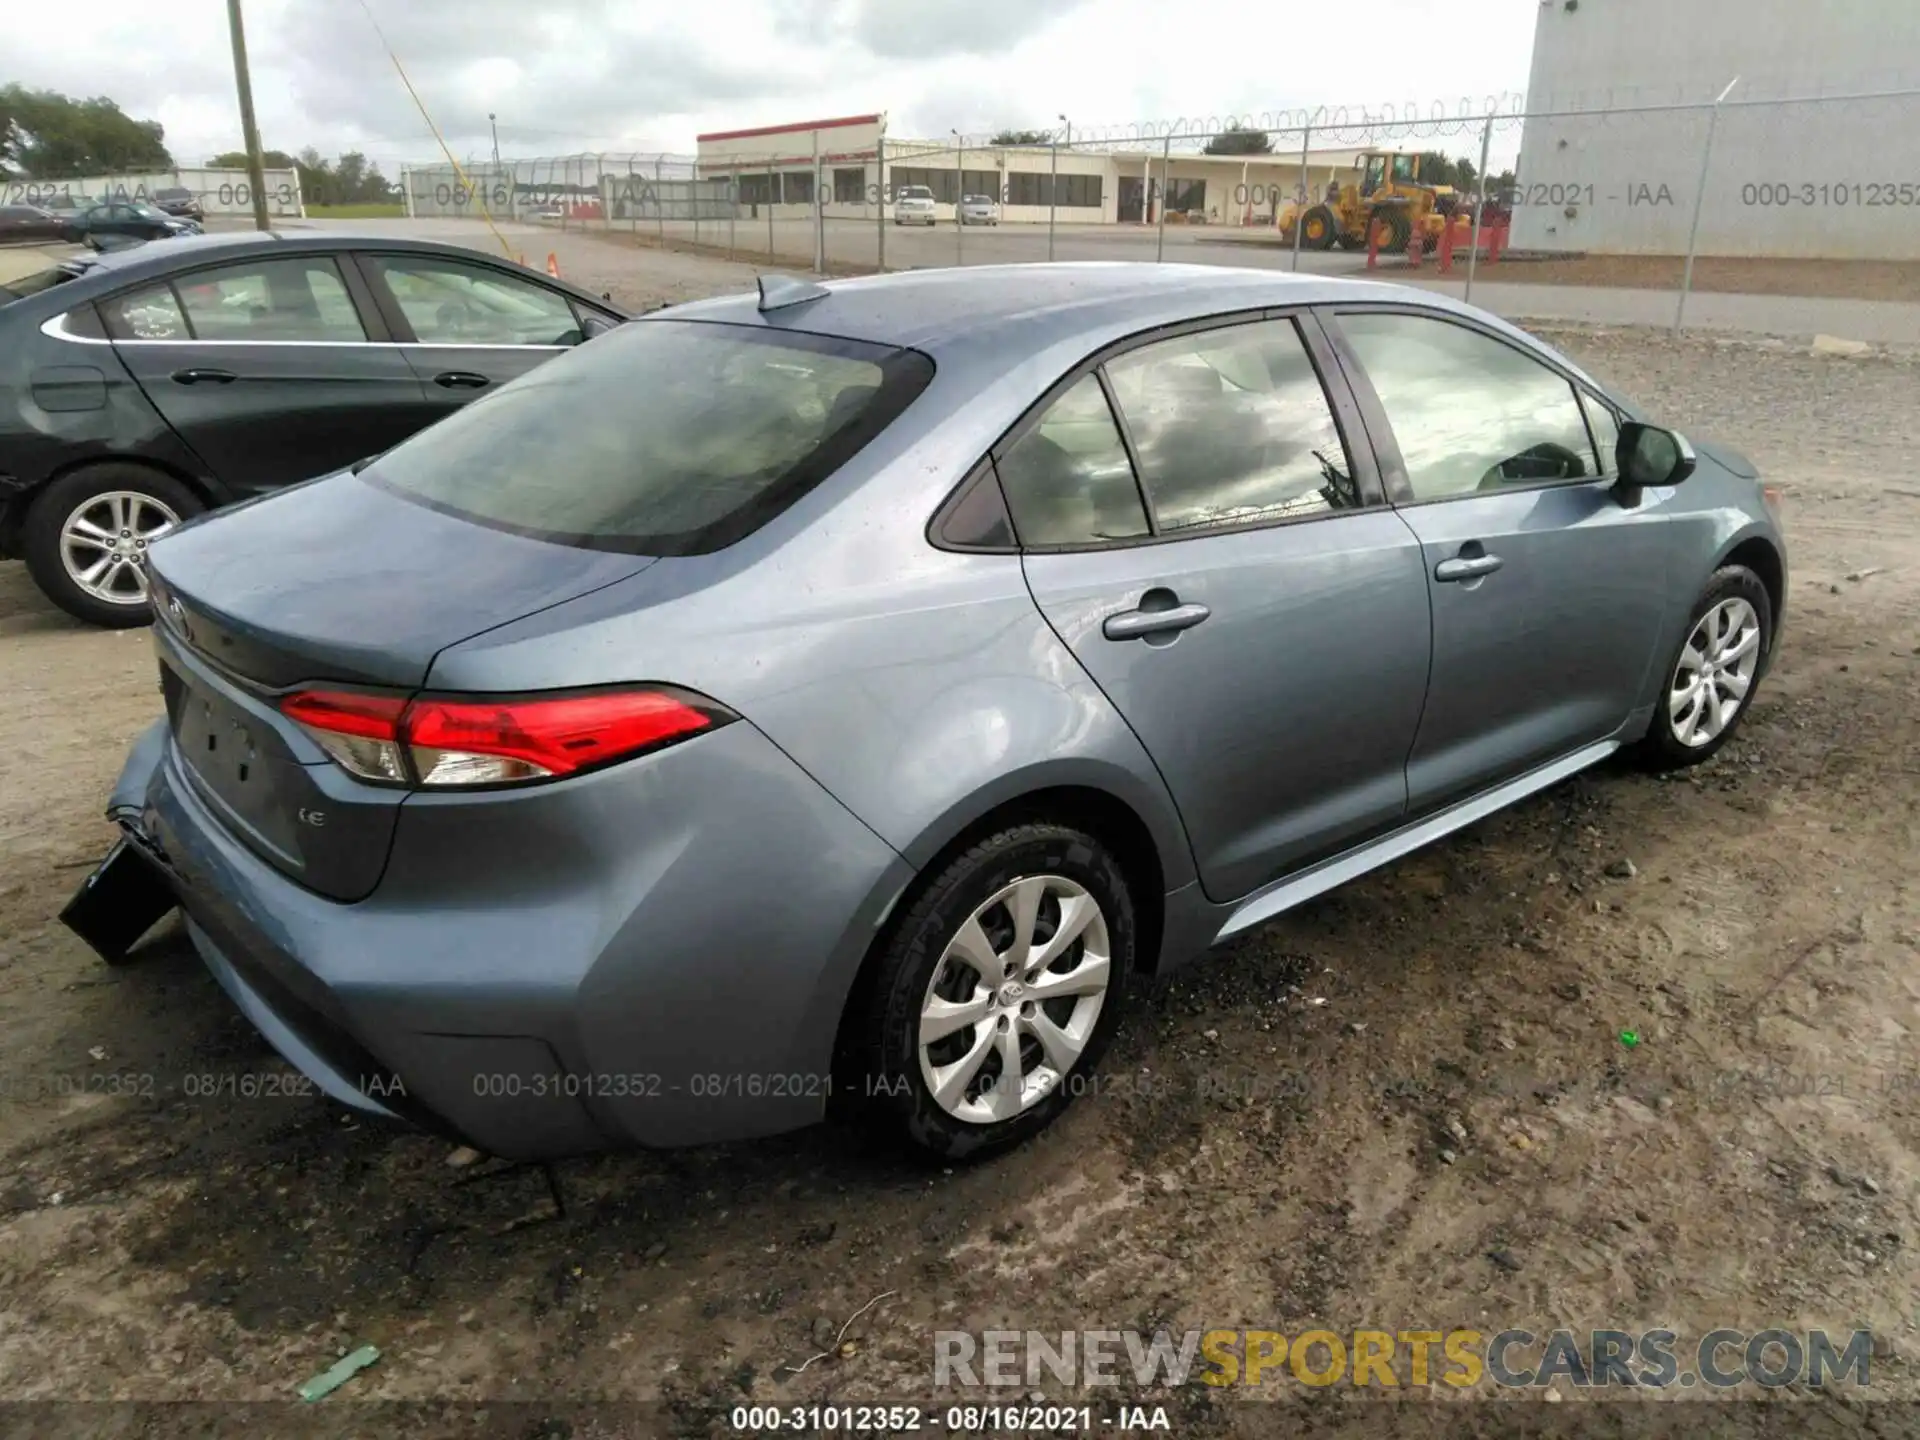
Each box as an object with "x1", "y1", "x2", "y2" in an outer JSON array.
[
  {"x1": 171, "y1": 259, "x2": 367, "y2": 342},
  {"x1": 1339, "y1": 312, "x2": 1601, "y2": 501},
  {"x1": 996, "y1": 374, "x2": 1150, "y2": 547},
  {"x1": 371, "y1": 255, "x2": 582, "y2": 346},
  {"x1": 1103, "y1": 318, "x2": 1362, "y2": 533},
  {"x1": 100, "y1": 285, "x2": 192, "y2": 340}
]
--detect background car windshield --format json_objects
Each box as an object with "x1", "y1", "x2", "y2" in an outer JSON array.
[{"x1": 361, "y1": 319, "x2": 933, "y2": 554}]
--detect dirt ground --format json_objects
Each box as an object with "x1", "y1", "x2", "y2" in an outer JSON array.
[
  {"x1": 1473, "y1": 254, "x2": 1920, "y2": 304},
  {"x1": 2, "y1": 247, "x2": 1920, "y2": 1438}
]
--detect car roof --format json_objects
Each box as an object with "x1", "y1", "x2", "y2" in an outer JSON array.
[
  {"x1": 19, "y1": 228, "x2": 621, "y2": 310},
  {"x1": 654, "y1": 262, "x2": 1443, "y2": 353}
]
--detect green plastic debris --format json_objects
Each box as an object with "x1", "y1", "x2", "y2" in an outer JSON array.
[
  {"x1": 298, "y1": 1345, "x2": 380, "y2": 1401},
  {"x1": 1619, "y1": 1030, "x2": 1641, "y2": 1049}
]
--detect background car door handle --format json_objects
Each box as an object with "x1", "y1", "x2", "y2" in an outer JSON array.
[
  {"x1": 1103, "y1": 601, "x2": 1211, "y2": 641},
  {"x1": 1435, "y1": 553, "x2": 1504, "y2": 582},
  {"x1": 170, "y1": 368, "x2": 235, "y2": 385},
  {"x1": 433, "y1": 371, "x2": 491, "y2": 389}
]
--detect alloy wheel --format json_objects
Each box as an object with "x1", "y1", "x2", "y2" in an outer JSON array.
[
  {"x1": 59, "y1": 491, "x2": 180, "y2": 605},
  {"x1": 917, "y1": 874, "x2": 1112, "y2": 1125},
  {"x1": 1669, "y1": 596, "x2": 1761, "y2": 747}
]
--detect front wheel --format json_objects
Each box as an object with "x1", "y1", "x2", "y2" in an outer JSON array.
[
  {"x1": 22, "y1": 465, "x2": 204, "y2": 628},
  {"x1": 859, "y1": 823, "x2": 1135, "y2": 1161},
  {"x1": 1634, "y1": 564, "x2": 1773, "y2": 770}
]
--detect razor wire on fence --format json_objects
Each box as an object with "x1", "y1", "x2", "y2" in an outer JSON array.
[{"x1": 393, "y1": 85, "x2": 1920, "y2": 335}]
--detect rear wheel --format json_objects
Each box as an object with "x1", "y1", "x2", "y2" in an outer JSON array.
[
  {"x1": 860, "y1": 823, "x2": 1134, "y2": 1161},
  {"x1": 1634, "y1": 564, "x2": 1772, "y2": 770},
  {"x1": 22, "y1": 465, "x2": 204, "y2": 628}
]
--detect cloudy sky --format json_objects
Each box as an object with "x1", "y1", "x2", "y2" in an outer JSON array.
[{"x1": 10, "y1": 0, "x2": 1541, "y2": 169}]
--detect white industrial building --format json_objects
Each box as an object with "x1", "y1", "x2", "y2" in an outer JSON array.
[
  {"x1": 694, "y1": 113, "x2": 1370, "y2": 228},
  {"x1": 1512, "y1": 0, "x2": 1920, "y2": 258}
]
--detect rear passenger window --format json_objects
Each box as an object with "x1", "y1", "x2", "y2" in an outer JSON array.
[
  {"x1": 1103, "y1": 318, "x2": 1361, "y2": 532},
  {"x1": 173, "y1": 259, "x2": 367, "y2": 342},
  {"x1": 101, "y1": 260, "x2": 366, "y2": 343},
  {"x1": 996, "y1": 374, "x2": 1150, "y2": 547},
  {"x1": 101, "y1": 284, "x2": 192, "y2": 341}
]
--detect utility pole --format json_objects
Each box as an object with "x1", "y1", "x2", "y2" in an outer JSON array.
[
  {"x1": 489, "y1": 113, "x2": 502, "y2": 169},
  {"x1": 225, "y1": 0, "x2": 273, "y2": 231}
]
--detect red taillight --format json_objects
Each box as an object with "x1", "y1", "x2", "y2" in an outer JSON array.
[
  {"x1": 279, "y1": 686, "x2": 731, "y2": 788},
  {"x1": 280, "y1": 689, "x2": 407, "y2": 740}
]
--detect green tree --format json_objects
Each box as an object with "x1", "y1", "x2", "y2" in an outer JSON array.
[
  {"x1": 1203, "y1": 126, "x2": 1273, "y2": 156},
  {"x1": 989, "y1": 129, "x2": 1050, "y2": 146},
  {"x1": 207, "y1": 148, "x2": 299, "y2": 170},
  {"x1": 0, "y1": 84, "x2": 171, "y2": 179}
]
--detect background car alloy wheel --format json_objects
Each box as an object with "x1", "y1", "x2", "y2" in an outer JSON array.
[
  {"x1": 22, "y1": 465, "x2": 206, "y2": 628},
  {"x1": 861, "y1": 822, "x2": 1134, "y2": 1160},
  {"x1": 1669, "y1": 595, "x2": 1761, "y2": 747},
  {"x1": 59, "y1": 491, "x2": 180, "y2": 609},
  {"x1": 917, "y1": 874, "x2": 1112, "y2": 1125}
]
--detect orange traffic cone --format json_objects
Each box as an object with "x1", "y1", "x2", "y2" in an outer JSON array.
[
  {"x1": 517, "y1": 252, "x2": 527, "y2": 267},
  {"x1": 546, "y1": 252, "x2": 560, "y2": 278}
]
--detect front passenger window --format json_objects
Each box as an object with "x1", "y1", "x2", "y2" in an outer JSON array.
[
  {"x1": 371, "y1": 255, "x2": 583, "y2": 346},
  {"x1": 1338, "y1": 312, "x2": 1601, "y2": 501},
  {"x1": 997, "y1": 374, "x2": 1150, "y2": 547}
]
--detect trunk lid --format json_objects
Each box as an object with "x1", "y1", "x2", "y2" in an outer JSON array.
[{"x1": 147, "y1": 472, "x2": 656, "y2": 900}]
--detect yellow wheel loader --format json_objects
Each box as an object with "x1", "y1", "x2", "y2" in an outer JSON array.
[{"x1": 1279, "y1": 150, "x2": 1457, "y2": 252}]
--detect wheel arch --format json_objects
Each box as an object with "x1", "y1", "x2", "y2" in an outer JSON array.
[
  {"x1": 5, "y1": 454, "x2": 219, "y2": 559},
  {"x1": 1718, "y1": 531, "x2": 1786, "y2": 656},
  {"x1": 827, "y1": 776, "x2": 1185, "y2": 1099}
]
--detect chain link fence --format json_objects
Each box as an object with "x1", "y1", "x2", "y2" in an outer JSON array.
[{"x1": 393, "y1": 86, "x2": 1920, "y2": 335}]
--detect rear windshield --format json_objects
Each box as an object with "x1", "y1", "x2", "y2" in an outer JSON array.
[
  {"x1": 360, "y1": 318, "x2": 934, "y2": 555},
  {"x1": 0, "y1": 262, "x2": 91, "y2": 303}
]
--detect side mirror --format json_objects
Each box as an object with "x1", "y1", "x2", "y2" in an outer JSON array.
[
  {"x1": 1615, "y1": 421, "x2": 1695, "y2": 497},
  {"x1": 580, "y1": 314, "x2": 618, "y2": 341}
]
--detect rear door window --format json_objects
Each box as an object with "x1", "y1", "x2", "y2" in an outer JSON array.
[
  {"x1": 1103, "y1": 317, "x2": 1363, "y2": 532},
  {"x1": 995, "y1": 374, "x2": 1150, "y2": 546},
  {"x1": 173, "y1": 259, "x2": 367, "y2": 341},
  {"x1": 101, "y1": 258, "x2": 367, "y2": 343},
  {"x1": 359, "y1": 318, "x2": 934, "y2": 554}
]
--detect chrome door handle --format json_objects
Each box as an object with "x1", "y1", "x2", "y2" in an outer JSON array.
[
  {"x1": 1103, "y1": 601, "x2": 1211, "y2": 641},
  {"x1": 1434, "y1": 553, "x2": 1503, "y2": 582}
]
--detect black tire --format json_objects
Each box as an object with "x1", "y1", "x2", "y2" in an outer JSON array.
[
  {"x1": 1633, "y1": 564, "x2": 1773, "y2": 772},
  {"x1": 22, "y1": 464, "x2": 205, "y2": 628},
  {"x1": 1300, "y1": 205, "x2": 1338, "y2": 251},
  {"x1": 859, "y1": 822, "x2": 1136, "y2": 1162},
  {"x1": 1370, "y1": 207, "x2": 1413, "y2": 252}
]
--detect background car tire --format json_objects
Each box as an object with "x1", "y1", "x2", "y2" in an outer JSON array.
[
  {"x1": 859, "y1": 822, "x2": 1135, "y2": 1162},
  {"x1": 23, "y1": 465, "x2": 205, "y2": 629},
  {"x1": 1633, "y1": 563, "x2": 1773, "y2": 772}
]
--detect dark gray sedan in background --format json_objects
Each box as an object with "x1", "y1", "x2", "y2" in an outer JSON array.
[
  {"x1": 0, "y1": 230, "x2": 625, "y2": 626},
  {"x1": 65, "y1": 263, "x2": 1786, "y2": 1163}
]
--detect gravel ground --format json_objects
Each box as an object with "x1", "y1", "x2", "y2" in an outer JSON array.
[{"x1": 1, "y1": 235, "x2": 1919, "y2": 1436}]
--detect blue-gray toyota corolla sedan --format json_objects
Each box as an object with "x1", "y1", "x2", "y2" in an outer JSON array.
[{"x1": 64, "y1": 263, "x2": 1787, "y2": 1162}]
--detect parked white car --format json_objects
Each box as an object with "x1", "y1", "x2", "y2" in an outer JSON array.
[
  {"x1": 893, "y1": 185, "x2": 938, "y2": 226},
  {"x1": 960, "y1": 194, "x2": 999, "y2": 225}
]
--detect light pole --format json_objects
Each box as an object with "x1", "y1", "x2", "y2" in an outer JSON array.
[
  {"x1": 951, "y1": 128, "x2": 963, "y2": 263},
  {"x1": 224, "y1": 0, "x2": 272, "y2": 231},
  {"x1": 1049, "y1": 113, "x2": 1068, "y2": 261},
  {"x1": 489, "y1": 113, "x2": 501, "y2": 169}
]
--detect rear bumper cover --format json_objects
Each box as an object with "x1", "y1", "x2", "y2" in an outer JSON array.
[{"x1": 92, "y1": 715, "x2": 912, "y2": 1159}]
